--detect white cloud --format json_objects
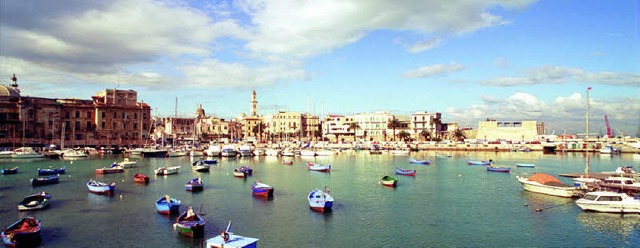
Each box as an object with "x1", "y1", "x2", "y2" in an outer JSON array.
[
  {"x1": 483, "y1": 65, "x2": 640, "y2": 87},
  {"x1": 403, "y1": 62, "x2": 465, "y2": 78}
]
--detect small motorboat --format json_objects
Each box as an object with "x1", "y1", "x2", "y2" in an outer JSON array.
[
  {"x1": 486, "y1": 165, "x2": 510, "y2": 173},
  {"x1": 516, "y1": 163, "x2": 535, "y2": 168},
  {"x1": 156, "y1": 195, "x2": 181, "y2": 215},
  {"x1": 308, "y1": 187, "x2": 333, "y2": 212},
  {"x1": 467, "y1": 160, "x2": 492, "y2": 166},
  {"x1": 205, "y1": 221, "x2": 259, "y2": 248},
  {"x1": 251, "y1": 181, "x2": 274, "y2": 197},
  {"x1": 185, "y1": 177, "x2": 204, "y2": 192},
  {"x1": 173, "y1": 206, "x2": 205, "y2": 238},
  {"x1": 30, "y1": 175, "x2": 59, "y2": 187},
  {"x1": 18, "y1": 192, "x2": 51, "y2": 211},
  {"x1": 282, "y1": 160, "x2": 294, "y2": 165},
  {"x1": 233, "y1": 168, "x2": 247, "y2": 178},
  {"x1": 133, "y1": 173, "x2": 150, "y2": 184},
  {"x1": 395, "y1": 167, "x2": 416, "y2": 176},
  {"x1": 307, "y1": 162, "x2": 331, "y2": 172},
  {"x1": 155, "y1": 166, "x2": 180, "y2": 175},
  {"x1": 1, "y1": 217, "x2": 41, "y2": 247},
  {"x1": 380, "y1": 175, "x2": 398, "y2": 187},
  {"x1": 117, "y1": 158, "x2": 138, "y2": 168},
  {"x1": 37, "y1": 166, "x2": 66, "y2": 176},
  {"x1": 576, "y1": 191, "x2": 640, "y2": 213},
  {"x1": 191, "y1": 160, "x2": 211, "y2": 172},
  {"x1": 408, "y1": 158, "x2": 430, "y2": 164},
  {"x1": 1, "y1": 166, "x2": 18, "y2": 175},
  {"x1": 95, "y1": 163, "x2": 124, "y2": 174},
  {"x1": 86, "y1": 179, "x2": 115, "y2": 195}
]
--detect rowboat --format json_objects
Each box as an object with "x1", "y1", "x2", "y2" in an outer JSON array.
[
  {"x1": 467, "y1": 160, "x2": 492, "y2": 166},
  {"x1": 307, "y1": 162, "x2": 331, "y2": 172},
  {"x1": 37, "y1": 166, "x2": 66, "y2": 176},
  {"x1": 486, "y1": 166, "x2": 510, "y2": 173},
  {"x1": 1, "y1": 217, "x2": 42, "y2": 247},
  {"x1": 575, "y1": 191, "x2": 640, "y2": 213},
  {"x1": 205, "y1": 221, "x2": 259, "y2": 248},
  {"x1": 1, "y1": 166, "x2": 18, "y2": 175},
  {"x1": 516, "y1": 163, "x2": 536, "y2": 168},
  {"x1": 516, "y1": 173, "x2": 585, "y2": 198},
  {"x1": 395, "y1": 167, "x2": 416, "y2": 176},
  {"x1": 185, "y1": 178, "x2": 204, "y2": 192},
  {"x1": 380, "y1": 175, "x2": 398, "y2": 187},
  {"x1": 95, "y1": 164, "x2": 124, "y2": 174},
  {"x1": 408, "y1": 158, "x2": 430, "y2": 164},
  {"x1": 239, "y1": 166, "x2": 253, "y2": 175},
  {"x1": 156, "y1": 195, "x2": 181, "y2": 215},
  {"x1": 251, "y1": 181, "x2": 274, "y2": 197},
  {"x1": 282, "y1": 160, "x2": 293, "y2": 165},
  {"x1": 173, "y1": 206, "x2": 205, "y2": 238},
  {"x1": 191, "y1": 160, "x2": 211, "y2": 172},
  {"x1": 87, "y1": 179, "x2": 115, "y2": 195},
  {"x1": 30, "y1": 175, "x2": 59, "y2": 186},
  {"x1": 155, "y1": 166, "x2": 180, "y2": 175},
  {"x1": 18, "y1": 192, "x2": 51, "y2": 211},
  {"x1": 233, "y1": 168, "x2": 247, "y2": 178},
  {"x1": 308, "y1": 187, "x2": 333, "y2": 212},
  {"x1": 201, "y1": 159, "x2": 218, "y2": 165},
  {"x1": 133, "y1": 173, "x2": 150, "y2": 184}
]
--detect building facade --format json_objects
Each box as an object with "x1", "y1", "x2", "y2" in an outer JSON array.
[{"x1": 475, "y1": 120, "x2": 544, "y2": 142}]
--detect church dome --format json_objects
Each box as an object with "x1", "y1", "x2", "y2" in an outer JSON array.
[{"x1": 0, "y1": 84, "x2": 20, "y2": 97}]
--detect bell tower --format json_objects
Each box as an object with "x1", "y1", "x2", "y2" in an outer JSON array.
[{"x1": 250, "y1": 90, "x2": 258, "y2": 117}]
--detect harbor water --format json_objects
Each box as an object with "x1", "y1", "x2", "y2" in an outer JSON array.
[{"x1": 1, "y1": 151, "x2": 640, "y2": 247}]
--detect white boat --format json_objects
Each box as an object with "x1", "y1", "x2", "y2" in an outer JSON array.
[
  {"x1": 168, "y1": 149, "x2": 187, "y2": 157},
  {"x1": 253, "y1": 149, "x2": 265, "y2": 156},
  {"x1": 391, "y1": 149, "x2": 409, "y2": 156},
  {"x1": 308, "y1": 187, "x2": 334, "y2": 212},
  {"x1": 307, "y1": 162, "x2": 331, "y2": 172},
  {"x1": 516, "y1": 173, "x2": 585, "y2": 198},
  {"x1": 315, "y1": 150, "x2": 337, "y2": 156},
  {"x1": 300, "y1": 150, "x2": 316, "y2": 156},
  {"x1": 117, "y1": 158, "x2": 139, "y2": 168},
  {"x1": 265, "y1": 149, "x2": 280, "y2": 156},
  {"x1": 0, "y1": 150, "x2": 15, "y2": 158},
  {"x1": 192, "y1": 160, "x2": 211, "y2": 172},
  {"x1": 61, "y1": 149, "x2": 88, "y2": 158},
  {"x1": 10, "y1": 147, "x2": 44, "y2": 159},
  {"x1": 435, "y1": 154, "x2": 451, "y2": 159},
  {"x1": 576, "y1": 191, "x2": 640, "y2": 213},
  {"x1": 206, "y1": 145, "x2": 221, "y2": 157},
  {"x1": 221, "y1": 145, "x2": 238, "y2": 157},
  {"x1": 129, "y1": 147, "x2": 145, "y2": 156},
  {"x1": 599, "y1": 145, "x2": 621, "y2": 154},
  {"x1": 155, "y1": 166, "x2": 180, "y2": 175},
  {"x1": 516, "y1": 163, "x2": 536, "y2": 168},
  {"x1": 599, "y1": 176, "x2": 640, "y2": 193},
  {"x1": 205, "y1": 221, "x2": 259, "y2": 248},
  {"x1": 190, "y1": 150, "x2": 204, "y2": 157},
  {"x1": 281, "y1": 149, "x2": 295, "y2": 157},
  {"x1": 238, "y1": 145, "x2": 254, "y2": 157}
]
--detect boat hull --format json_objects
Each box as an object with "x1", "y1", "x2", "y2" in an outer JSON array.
[
  {"x1": 95, "y1": 168, "x2": 124, "y2": 174},
  {"x1": 30, "y1": 176, "x2": 59, "y2": 186},
  {"x1": 133, "y1": 174, "x2": 150, "y2": 184},
  {"x1": 37, "y1": 167, "x2": 66, "y2": 176},
  {"x1": 1, "y1": 217, "x2": 41, "y2": 247},
  {"x1": 381, "y1": 180, "x2": 397, "y2": 187},
  {"x1": 156, "y1": 198, "x2": 181, "y2": 215},
  {"x1": 1, "y1": 167, "x2": 18, "y2": 175},
  {"x1": 395, "y1": 168, "x2": 416, "y2": 176},
  {"x1": 487, "y1": 167, "x2": 510, "y2": 173},
  {"x1": 516, "y1": 163, "x2": 535, "y2": 168},
  {"x1": 252, "y1": 183, "x2": 274, "y2": 197},
  {"x1": 173, "y1": 222, "x2": 205, "y2": 238},
  {"x1": 517, "y1": 176, "x2": 584, "y2": 198}
]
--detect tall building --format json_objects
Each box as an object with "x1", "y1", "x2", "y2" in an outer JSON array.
[
  {"x1": 241, "y1": 90, "x2": 262, "y2": 141},
  {"x1": 476, "y1": 120, "x2": 543, "y2": 142}
]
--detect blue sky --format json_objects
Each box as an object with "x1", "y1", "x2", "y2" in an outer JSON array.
[{"x1": 1, "y1": 0, "x2": 638, "y2": 136}]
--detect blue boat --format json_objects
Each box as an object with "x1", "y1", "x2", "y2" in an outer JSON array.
[
  {"x1": 516, "y1": 163, "x2": 535, "y2": 168},
  {"x1": 156, "y1": 195, "x2": 181, "y2": 215},
  {"x1": 173, "y1": 206, "x2": 205, "y2": 238},
  {"x1": 1, "y1": 216, "x2": 42, "y2": 247},
  {"x1": 30, "y1": 175, "x2": 59, "y2": 186},
  {"x1": 201, "y1": 159, "x2": 217, "y2": 165},
  {"x1": 487, "y1": 166, "x2": 510, "y2": 173},
  {"x1": 87, "y1": 179, "x2": 115, "y2": 195},
  {"x1": 18, "y1": 192, "x2": 51, "y2": 211},
  {"x1": 239, "y1": 165, "x2": 253, "y2": 175},
  {"x1": 1, "y1": 166, "x2": 18, "y2": 175},
  {"x1": 37, "y1": 166, "x2": 66, "y2": 176},
  {"x1": 252, "y1": 181, "x2": 274, "y2": 197},
  {"x1": 467, "y1": 160, "x2": 492, "y2": 166},
  {"x1": 185, "y1": 178, "x2": 204, "y2": 191},
  {"x1": 408, "y1": 158, "x2": 430, "y2": 164}
]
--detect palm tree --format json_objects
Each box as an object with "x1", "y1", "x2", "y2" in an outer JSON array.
[
  {"x1": 251, "y1": 123, "x2": 266, "y2": 143},
  {"x1": 387, "y1": 118, "x2": 401, "y2": 141},
  {"x1": 398, "y1": 131, "x2": 411, "y2": 142},
  {"x1": 348, "y1": 122, "x2": 360, "y2": 141},
  {"x1": 431, "y1": 117, "x2": 443, "y2": 140},
  {"x1": 452, "y1": 129, "x2": 466, "y2": 142},
  {"x1": 420, "y1": 130, "x2": 432, "y2": 141}
]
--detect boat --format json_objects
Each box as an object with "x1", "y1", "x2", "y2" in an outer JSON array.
[
  {"x1": 239, "y1": 165, "x2": 253, "y2": 175},
  {"x1": 300, "y1": 149, "x2": 316, "y2": 156},
  {"x1": 516, "y1": 163, "x2": 536, "y2": 168},
  {"x1": 87, "y1": 179, "x2": 115, "y2": 195},
  {"x1": 30, "y1": 175, "x2": 59, "y2": 186},
  {"x1": 140, "y1": 148, "x2": 169, "y2": 158},
  {"x1": 486, "y1": 165, "x2": 510, "y2": 173},
  {"x1": 315, "y1": 150, "x2": 337, "y2": 156},
  {"x1": 307, "y1": 162, "x2": 331, "y2": 172},
  {"x1": 308, "y1": 187, "x2": 334, "y2": 212},
  {"x1": 95, "y1": 163, "x2": 124, "y2": 174},
  {"x1": 156, "y1": 195, "x2": 181, "y2": 215},
  {"x1": 467, "y1": 160, "x2": 492, "y2": 166},
  {"x1": 61, "y1": 149, "x2": 88, "y2": 158},
  {"x1": 516, "y1": 173, "x2": 585, "y2": 198},
  {"x1": 0, "y1": 150, "x2": 15, "y2": 158},
  {"x1": 238, "y1": 145, "x2": 255, "y2": 157},
  {"x1": 435, "y1": 154, "x2": 451, "y2": 159},
  {"x1": 380, "y1": 175, "x2": 398, "y2": 187},
  {"x1": 613, "y1": 166, "x2": 637, "y2": 175},
  {"x1": 395, "y1": 167, "x2": 416, "y2": 176},
  {"x1": 575, "y1": 191, "x2": 640, "y2": 213},
  {"x1": 133, "y1": 173, "x2": 150, "y2": 184},
  {"x1": 281, "y1": 149, "x2": 295, "y2": 157},
  {"x1": 168, "y1": 149, "x2": 188, "y2": 157},
  {"x1": 369, "y1": 144, "x2": 382, "y2": 155},
  {"x1": 251, "y1": 181, "x2": 274, "y2": 197},
  {"x1": 190, "y1": 149, "x2": 204, "y2": 157},
  {"x1": 265, "y1": 148, "x2": 281, "y2": 156},
  {"x1": 117, "y1": 157, "x2": 138, "y2": 168},
  {"x1": 233, "y1": 168, "x2": 247, "y2": 178},
  {"x1": 201, "y1": 159, "x2": 218, "y2": 165},
  {"x1": 206, "y1": 145, "x2": 221, "y2": 157},
  {"x1": 599, "y1": 145, "x2": 621, "y2": 154},
  {"x1": 10, "y1": 147, "x2": 44, "y2": 159},
  {"x1": 155, "y1": 166, "x2": 180, "y2": 175},
  {"x1": 18, "y1": 192, "x2": 51, "y2": 211},
  {"x1": 282, "y1": 160, "x2": 293, "y2": 165},
  {"x1": 408, "y1": 158, "x2": 431, "y2": 164},
  {"x1": 1, "y1": 217, "x2": 42, "y2": 247},
  {"x1": 253, "y1": 149, "x2": 265, "y2": 156},
  {"x1": 192, "y1": 159, "x2": 211, "y2": 172},
  {"x1": 1, "y1": 166, "x2": 18, "y2": 175},
  {"x1": 185, "y1": 177, "x2": 204, "y2": 191},
  {"x1": 573, "y1": 177, "x2": 601, "y2": 188},
  {"x1": 173, "y1": 206, "x2": 205, "y2": 238},
  {"x1": 391, "y1": 149, "x2": 410, "y2": 155},
  {"x1": 37, "y1": 166, "x2": 66, "y2": 176},
  {"x1": 205, "y1": 221, "x2": 259, "y2": 248},
  {"x1": 598, "y1": 176, "x2": 640, "y2": 194},
  {"x1": 221, "y1": 145, "x2": 238, "y2": 157}
]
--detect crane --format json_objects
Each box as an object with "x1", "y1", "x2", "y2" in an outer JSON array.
[{"x1": 604, "y1": 115, "x2": 612, "y2": 138}]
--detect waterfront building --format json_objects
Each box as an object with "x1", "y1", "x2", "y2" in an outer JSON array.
[
  {"x1": 352, "y1": 111, "x2": 395, "y2": 142},
  {"x1": 323, "y1": 114, "x2": 355, "y2": 143},
  {"x1": 410, "y1": 111, "x2": 442, "y2": 141},
  {"x1": 0, "y1": 75, "x2": 151, "y2": 149},
  {"x1": 475, "y1": 119, "x2": 544, "y2": 142},
  {"x1": 240, "y1": 90, "x2": 263, "y2": 141}
]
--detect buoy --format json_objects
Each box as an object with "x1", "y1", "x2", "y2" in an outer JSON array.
[
  {"x1": 122, "y1": 179, "x2": 125, "y2": 182},
  {"x1": 70, "y1": 161, "x2": 73, "y2": 164},
  {"x1": 535, "y1": 208, "x2": 542, "y2": 212},
  {"x1": 119, "y1": 195, "x2": 123, "y2": 200},
  {"x1": 524, "y1": 203, "x2": 528, "y2": 206}
]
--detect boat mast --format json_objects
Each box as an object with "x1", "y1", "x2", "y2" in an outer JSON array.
[{"x1": 585, "y1": 87, "x2": 591, "y2": 178}]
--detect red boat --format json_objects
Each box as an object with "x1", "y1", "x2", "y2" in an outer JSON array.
[
  {"x1": 395, "y1": 167, "x2": 416, "y2": 176},
  {"x1": 133, "y1": 173, "x2": 150, "y2": 184}
]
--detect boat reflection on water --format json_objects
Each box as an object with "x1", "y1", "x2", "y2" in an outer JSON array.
[{"x1": 577, "y1": 212, "x2": 640, "y2": 239}]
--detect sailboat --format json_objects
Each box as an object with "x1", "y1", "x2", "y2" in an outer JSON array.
[{"x1": 10, "y1": 114, "x2": 44, "y2": 159}]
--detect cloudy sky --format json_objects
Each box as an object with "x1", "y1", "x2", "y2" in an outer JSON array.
[{"x1": 1, "y1": 0, "x2": 638, "y2": 136}]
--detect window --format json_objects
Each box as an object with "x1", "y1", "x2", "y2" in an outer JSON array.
[
  {"x1": 102, "y1": 112, "x2": 106, "y2": 118},
  {"x1": 134, "y1": 113, "x2": 137, "y2": 119},
  {"x1": 75, "y1": 121, "x2": 80, "y2": 129},
  {"x1": 122, "y1": 113, "x2": 125, "y2": 119},
  {"x1": 75, "y1": 134, "x2": 82, "y2": 140},
  {"x1": 133, "y1": 123, "x2": 137, "y2": 129},
  {"x1": 65, "y1": 112, "x2": 70, "y2": 118},
  {"x1": 87, "y1": 111, "x2": 91, "y2": 118},
  {"x1": 113, "y1": 122, "x2": 116, "y2": 129},
  {"x1": 113, "y1": 112, "x2": 116, "y2": 118},
  {"x1": 75, "y1": 111, "x2": 80, "y2": 118},
  {"x1": 87, "y1": 122, "x2": 91, "y2": 129},
  {"x1": 102, "y1": 122, "x2": 106, "y2": 128}
]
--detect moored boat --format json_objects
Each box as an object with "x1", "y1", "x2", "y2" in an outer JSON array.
[
  {"x1": 233, "y1": 168, "x2": 247, "y2": 178},
  {"x1": 315, "y1": 149, "x2": 337, "y2": 156},
  {"x1": 173, "y1": 206, "x2": 205, "y2": 238},
  {"x1": 239, "y1": 165, "x2": 253, "y2": 175},
  {"x1": 1, "y1": 217, "x2": 42, "y2": 247},
  {"x1": 380, "y1": 175, "x2": 398, "y2": 187},
  {"x1": 251, "y1": 181, "x2": 274, "y2": 197},
  {"x1": 516, "y1": 163, "x2": 536, "y2": 168},
  {"x1": 192, "y1": 159, "x2": 211, "y2": 172},
  {"x1": 185, "y1": 177, "x2": 204, "y2": 192},
  {"x1": 61, "y1": 149, "x2": 88, "y2": 158},
  {"x1": 307, "y1": 162, "x2": 331, "y2": 172},
  {"x1": 155, "y1": 166, "x2": 180, "y2": 175},
  {"x1": 141, "y1": 148, "x2": 169, "y2": 158},
  {"x1": 1, "y1": 166, "x2": 18, "y2": 175},
  {"x1": 516, "y1": 173, "x2": 585, "y2": 198},
  {"x1": 18, "y1": 192, "x2": 51, "y2": 211},
  {"x1": 156, "y1": 195, "x2": 181, "y2": 215},
  {"x1": 282, "y1": 160, "x2": 293, "y2": 165},
  {"x1": 408, "y1": 158, "x2": 430, "y2": 164},
  {"x1": 117, "y1": 158, "x2": 138, "y2": 168},
  {"x1": 133, "y1": 173, "x2": 150, "y2": 184},
  {"x1": 30, "y1": 175, "x2": 59, "y2": 186},
  {"x1": 10, "y1": 147, "x2": 45, "y2": 159},
  {"x1": 205, "y1": 221, "x2": 259, "y2": 248},
  {"x1": 308, "y1": 187, "x2": 333, "y2": 212},
  {"x1": 95, "y1": 163, "x2": 124, "y2": 174},
  {"x1": 575, "y1": 191, "x2": 640, "y2": 213},
  {"x1": 391, "y1": 149, "x2": 410, "y2": 156},
  {"x1": 395, "y1": 167, "x2": 416, "y2": 176},
  {"x1": 37, "y1": 166, "x2": 66, "y2": 176},
  {"x1": 486, "y1": 165, "x2": 510, "y2": 173},
  {"x1": 467, "y1": 160, "x2": 492, "y2": 166},
  {"x1": 87, "y1": 179, "x2": 115, "y2": 195},
  {"x1": 221, "y1": 145, "x2": 238, "y2": 157}
]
